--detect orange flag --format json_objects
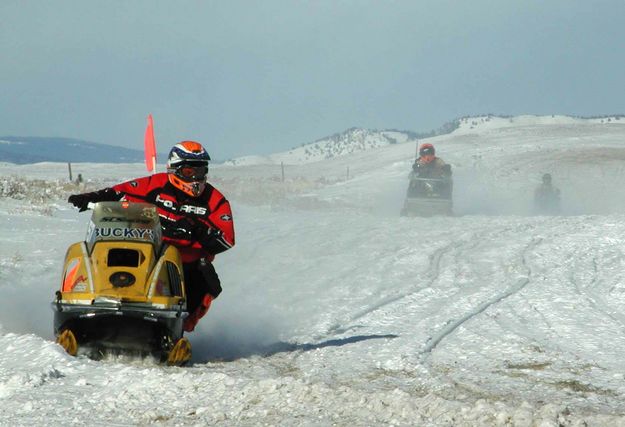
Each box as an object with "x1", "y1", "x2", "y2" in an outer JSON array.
[{"x1": 144, "y1": 114, "x2": 157, "y2": 173}]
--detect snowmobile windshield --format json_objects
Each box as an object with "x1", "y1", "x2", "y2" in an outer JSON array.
[{"x1": 85, "y1": 202, "x2": 163, "y2": 253}]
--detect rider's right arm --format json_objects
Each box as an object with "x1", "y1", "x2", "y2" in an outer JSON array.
[
  {"x1": 110, "y1": 175, "x2": 160, "y2": 202},
  {"x1": 70, "y1": 175, "x2": 155, "y2": 208},
  {"x1": 89, "y1": 187, "x2": 123, "y2": 202},
  {"x1": 68, "y1": 188, "x2": 122, "y2": 211}
]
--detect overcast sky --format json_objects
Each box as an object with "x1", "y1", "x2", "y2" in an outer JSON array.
[{"x1": 2, "y1": 1, "x2": 624, "y2": 160}]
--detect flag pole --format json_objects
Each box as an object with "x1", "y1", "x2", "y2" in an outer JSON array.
[{"x1": 144, "y1": 114, "x2": 157, "y2": 173}]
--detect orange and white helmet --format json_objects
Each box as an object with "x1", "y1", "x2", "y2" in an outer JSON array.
[{"x1": 166, "y1": 141, "x2": 211, "y2": 197}]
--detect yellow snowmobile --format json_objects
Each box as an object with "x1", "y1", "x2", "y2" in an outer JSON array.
[{"x1": 52, "y1": 201, "x2": 191, "y2": 365}]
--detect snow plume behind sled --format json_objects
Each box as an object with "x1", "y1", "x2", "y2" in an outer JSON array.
[{"x1": 189, "y1": 282, "x2": 288, "y2": 362}]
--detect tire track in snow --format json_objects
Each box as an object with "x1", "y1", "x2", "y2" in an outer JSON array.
[
  {"x1": 569, "y1": 255, "x2": 625, "y2": 329},
  {"x1": 327, "y1": 230, "x2": 492, "y2": 336},
  {"x1": 420, "y1": 237, "x2": 543, "y2": 358},
  {"x1": 326, "y1": 241, "x2": 456, "y2": 336}
]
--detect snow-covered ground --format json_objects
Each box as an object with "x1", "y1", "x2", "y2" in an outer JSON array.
[{"x1": 3, "y1": 117, "x2": 625, "y2": 425}]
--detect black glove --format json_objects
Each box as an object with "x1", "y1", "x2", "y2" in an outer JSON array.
[
  {"x1": 196, "y1": 227, "x2": 227, "y2": 254},
  {"x1": 68, "y1": 188, "x2": 120, "y2": 212},
  {"x1": 163, "y1": 217, "x2": 209, "y2": 239},
  {"x1": 68, "y1": 194, "x2": 93, "y2": 212},
  {"x1": 163, "y1": 217, "x2": 228, "y2": 254}
]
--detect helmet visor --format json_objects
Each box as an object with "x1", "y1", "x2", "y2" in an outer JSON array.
[
  {"x1": 174, "y1": 164, "x2": 208, "y2": 182},
  {"x1": 420, "y1": 147, "x2": 434, "y2": 156}
]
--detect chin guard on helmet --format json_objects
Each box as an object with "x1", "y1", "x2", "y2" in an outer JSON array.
[
  {"x1": 168, "y1": 174, "x2": 206, "y2": 197},
  {"x1": 420, "y1": 154, "x2": 435, "y2": 164}
]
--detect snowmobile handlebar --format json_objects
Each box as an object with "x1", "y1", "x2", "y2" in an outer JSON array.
[{"x1": 409, "y1": 176, "x2": 452, "y2": 182}]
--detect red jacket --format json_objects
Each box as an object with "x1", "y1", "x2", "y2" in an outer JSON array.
[{"x1": 110, "y1": 173, "x2": 234, "y2": 263}]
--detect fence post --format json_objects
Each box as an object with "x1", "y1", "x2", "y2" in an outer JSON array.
[
  {"x1": 281, "y1": 162, "x2": 285, "y2": 182},
  {"x1": 68, "y1": 162, "x2": 73, "y2": 181}
]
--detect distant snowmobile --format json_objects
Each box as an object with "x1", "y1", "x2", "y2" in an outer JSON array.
[
  {"x1": 401, "y1": 175, "x2": 453, "y2": 216},
  {"x1": 52, "y1": 201, "x2": 191, "y2": 365},
  {"x1": 401, "y1": 143, "x2": 453, "y2": 216}
]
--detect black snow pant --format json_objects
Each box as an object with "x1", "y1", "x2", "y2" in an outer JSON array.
[{"x1": 182, "y1": 258, "x2": 222, "y2": 314}]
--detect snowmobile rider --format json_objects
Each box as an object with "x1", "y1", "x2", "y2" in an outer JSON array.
[
  {"x1": 534, "y1": 173, "x2": 560, "y2": 214},
  {"x1": 411, "y1": 143, "x2": 452, "y2": 179},
  {"x1": 67, "y1": 141, "x2": 235, "y2": 332},
  {"x1": 408, "y1": 143, "x2": 452, "y2": 198}
]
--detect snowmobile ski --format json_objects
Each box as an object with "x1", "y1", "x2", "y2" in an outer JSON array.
[
  {"x1": 167, "y1": 337, "x2": 192, "y2": 366},
  {"x1": 56, "y1": 329, "x2": 78, "y2": 356}
]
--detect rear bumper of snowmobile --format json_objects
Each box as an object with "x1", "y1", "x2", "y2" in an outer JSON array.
[
  {"x1": 52, "y1": 297, "x2": 188, "y2": 355},
  {"x1": 401, "y1": 197, "x2": 453, "y2": 217},
  {"x1": 52, "y1": 299, "x2": 186, "y2": 320}
]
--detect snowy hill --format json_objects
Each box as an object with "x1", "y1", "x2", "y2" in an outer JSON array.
[
  {"x1": 225, "y1": 127, "x2": 421, "y2": 166},
  {"x1": 456, "y1": 114, "x2": 625, "y2": 133},
  {"x1": 4, "y1": 115, "x2": 625, "y2": 425},
  {"x1": 225, "y1": 115, "x2": 624, "y2": 166}
]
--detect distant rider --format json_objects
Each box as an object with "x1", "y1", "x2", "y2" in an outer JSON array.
[
  {"x1": 409, "y1": 143, "x2": 452, "y2": 197},
  {"x1": 534, "y1": 173, "x2": 560, "y2": 214},
  {"x1": 67, "y1": 141, "x2": 235, "y2": 332},
  {"x1": 411, "y1": 143, "x2": 452, "y2": 179}
]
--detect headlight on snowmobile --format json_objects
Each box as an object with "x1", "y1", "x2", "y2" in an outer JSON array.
[{"x1": 109, "y1": 271, "x2": 136, "y2": 287}]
